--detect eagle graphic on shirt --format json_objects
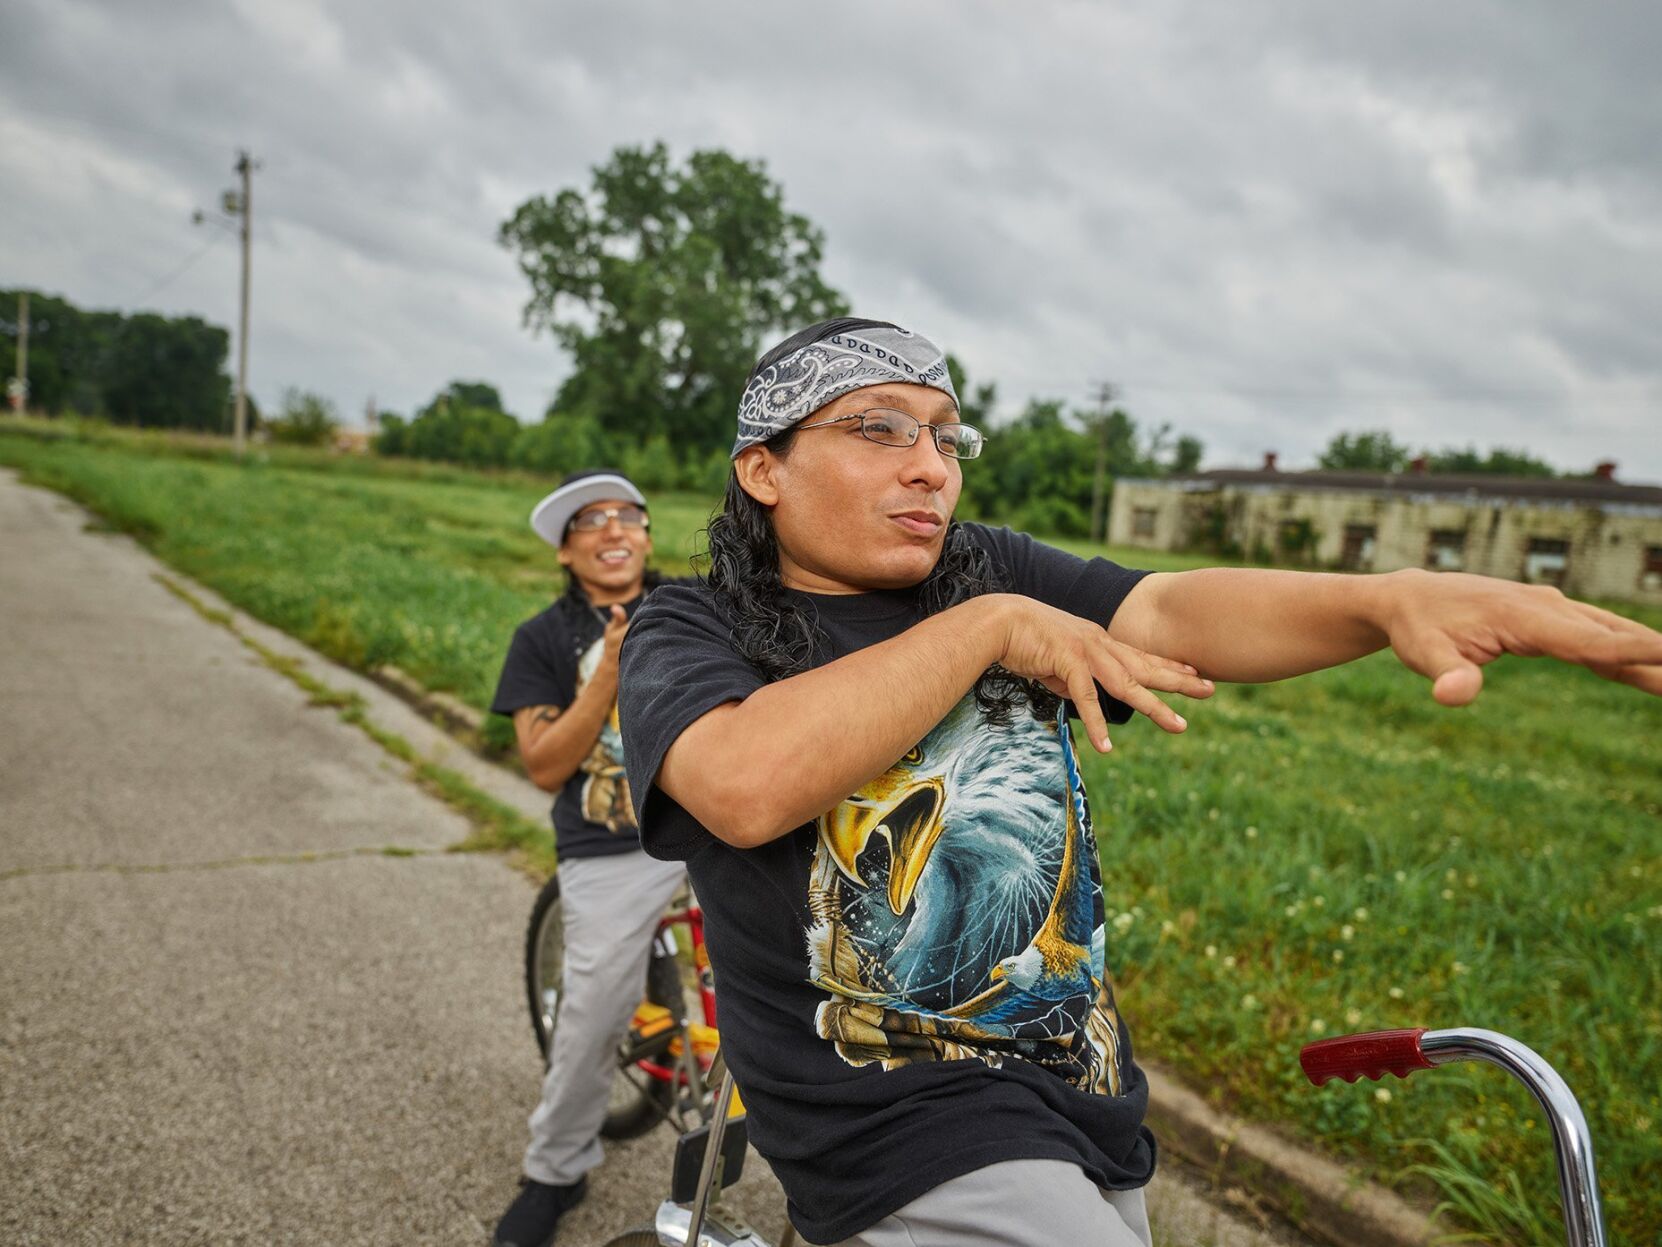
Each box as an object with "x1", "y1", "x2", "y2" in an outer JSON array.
[
  {"x1": 805, "y1": 694, "x2": 1126, "y2": 1096},
  {"x1": 574, "y1": 635, "x2": 634, "y2": 833}
]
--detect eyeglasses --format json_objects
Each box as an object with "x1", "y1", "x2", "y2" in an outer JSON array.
[
  {"x1": 796, "y1": 409, "x2": 986, "y2": 460},
  {"x1": 567, "y1": 505, "x2": 650, "y2": 534}
]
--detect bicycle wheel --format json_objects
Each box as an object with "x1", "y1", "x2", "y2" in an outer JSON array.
[
  {"x1": 525, "y1": 874, "x2": 565, "y2": 1058},
  {"x1": 524, "y1": 873, "x2": 675, "y2": 1140}
]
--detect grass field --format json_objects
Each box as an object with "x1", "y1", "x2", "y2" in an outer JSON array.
[{"x1": 4, "y1": 417, "x2": 1658, "y2": 1244}]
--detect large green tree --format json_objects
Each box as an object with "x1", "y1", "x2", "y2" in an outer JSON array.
[{"x1": 499, "y1": 143, "x2": 848, "y2": 453}]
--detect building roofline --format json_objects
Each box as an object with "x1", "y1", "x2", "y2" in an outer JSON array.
[{"x1": 1127, "y1": 468, "x2": 1662, "y2": 509}]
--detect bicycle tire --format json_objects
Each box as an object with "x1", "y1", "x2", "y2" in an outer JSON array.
[{"x1": 524, "y1": 873, "x2": 674, "y2": 1140}]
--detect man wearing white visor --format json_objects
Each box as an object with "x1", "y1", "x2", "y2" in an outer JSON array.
[{"x1": 489, "y1": 470, "x2": 686, "y2": 1247}]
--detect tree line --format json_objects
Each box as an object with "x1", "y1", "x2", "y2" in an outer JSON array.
[
  {"x1": 2, "y1": 288, "x2": 235, "y2": 431},
  {"x1": 9, "y1": 145, "x2": 1576, "y2": 532},
  {"x1": 1316, "y1": 429, "x2": 1560, "y2": 477}
]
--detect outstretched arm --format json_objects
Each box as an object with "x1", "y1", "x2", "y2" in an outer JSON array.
[{"x1": 1110, "y1": 566, "x2": 1662, "y2": 703}]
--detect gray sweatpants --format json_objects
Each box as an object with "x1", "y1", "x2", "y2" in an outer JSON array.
[
  {"x1": 832, "y1": 1159, "x2": 1153, "y2": 1247},
  {"x1": 523, "y1": 849, "x2": 687, "y2": 1186}
]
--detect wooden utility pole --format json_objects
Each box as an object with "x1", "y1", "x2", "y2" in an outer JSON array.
[
  {"x1": 1087, "y1": 381, "x2": 1116, "y2": 544},
  {"x1": 8, "y1": 292, "x2": 28, "y2": 412},
  {"x1": 232, "y1": 150, "x2": 253, "y2": 456}
]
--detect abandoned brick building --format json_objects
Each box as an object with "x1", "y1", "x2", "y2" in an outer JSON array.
[{"x1": 1109, "y1": 455, "x2": 1662, "y2": 604}]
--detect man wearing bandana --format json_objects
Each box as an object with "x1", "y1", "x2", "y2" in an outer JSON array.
[{"x1": 617, "y1": 319, "x2": 1662, "y2": 1246}]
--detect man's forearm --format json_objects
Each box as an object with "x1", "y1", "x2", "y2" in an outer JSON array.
[
  {"x1": 658, "y1": 597, "x2": 1008, "y2": 846},
  {"x1": 1114, "y1": 567, "x2": 1402, "y2": 683},
  {"x1": 520, "y1": 674, "x2": 615, "y2": 789}
]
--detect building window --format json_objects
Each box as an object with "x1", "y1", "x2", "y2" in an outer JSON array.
[
  {"x1": 1277, "y1": 518, "x2": 1318, "y2": 563},
  {"x1": 1642, "y1": 545, "x2": 1662, "y2": 591},
  {"x1": 1524, "y1": 537, "x2": 1570, "y2": 587},
  {"x1": 1426, "y1": 529, "x2": 1466, "y2": 571},
  {"x1": 1132, "y1": 507, "x2": 1157, "y2": 538},
  {"x1": 1341, "y1": 524, "x2": 1377, "y2": 571}
]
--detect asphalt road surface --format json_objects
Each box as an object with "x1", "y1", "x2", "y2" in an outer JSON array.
[{"x1": 0, "y1": 468, "x2": 1313, "y2": 1247}]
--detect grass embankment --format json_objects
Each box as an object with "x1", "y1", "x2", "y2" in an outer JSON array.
[{"x1": 3, "y1": 417, "x2": 1658, "y2": 1245}]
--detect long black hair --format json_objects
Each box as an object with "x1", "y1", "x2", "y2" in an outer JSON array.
[{"x1": 700, "y1": 318, "x2": 1057, "y2": 725}]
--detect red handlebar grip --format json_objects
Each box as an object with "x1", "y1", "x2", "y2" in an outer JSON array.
[{"x1": 1300, "y1": 1028, "x2": 1434, "y2": 1086}]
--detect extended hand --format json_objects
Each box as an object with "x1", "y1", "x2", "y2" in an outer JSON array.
[
  {"x1": 1382, "y1": 570, "x2": 1662, "y2": 704},
  {"x1": 989, "y1": 595, "x2": 1215, "y2": 752}
]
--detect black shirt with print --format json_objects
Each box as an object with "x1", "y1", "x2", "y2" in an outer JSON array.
[
  {"x1": 489, "y1": 588, "x2": 654, "y2": 859},
  {"x1": 617, "y1": 524, "x2": 1156, "y2": 1244}
]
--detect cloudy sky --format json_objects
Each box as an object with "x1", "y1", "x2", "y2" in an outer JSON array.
[{"x1": 4, "y1": 0, "x2": 1659, "y2": 479}]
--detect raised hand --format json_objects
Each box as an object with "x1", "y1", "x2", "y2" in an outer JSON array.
[
  {"x1": 987, "y1": 594, "x2": 1214, "y2": 752},
  {"x1": 1381, "y1": 572, "x2": 1662, "y2": 704}
]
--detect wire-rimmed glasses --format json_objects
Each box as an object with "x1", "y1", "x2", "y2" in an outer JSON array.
[{"x1": 796, "y1": 409, "x2": 985, "y2": 459}]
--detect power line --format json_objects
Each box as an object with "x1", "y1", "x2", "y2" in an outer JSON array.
[{"x1": 127, "y1": 231, "x2": 226, "y2": 308}]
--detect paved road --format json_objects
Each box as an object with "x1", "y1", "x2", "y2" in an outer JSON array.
[{"x1": 0, "y1": 468, "x2": 1313, "y2": 1247}]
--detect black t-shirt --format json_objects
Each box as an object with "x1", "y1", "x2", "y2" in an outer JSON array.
[
  {"x1": 617, "y1": 524, "x2": 1156, "y2": 1244},
  {"x1": 490, "y1": 587, "x2": 661, "y2": 859}
]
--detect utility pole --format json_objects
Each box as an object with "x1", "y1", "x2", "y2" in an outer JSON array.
[
  {"x1": 7, "y1": 292, "x2": 28, "y2": 413},
  {"x1": 1087, "y1": 380, "x2": 1116, "y2": 545},
  {"x1": 231, "y1": 149, "x2": 254, "y2": 457}
]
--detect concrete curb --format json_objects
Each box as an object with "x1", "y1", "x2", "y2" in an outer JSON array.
[
  {"x1": 372, "y1": 661, "x2": 1443, "y2": 1247},
  {"x1": 1143, "y1": 1064, "x2": 1439, "y2": 1247}
]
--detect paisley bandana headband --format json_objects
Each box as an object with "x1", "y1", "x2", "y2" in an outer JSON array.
[{"x1": 732, "y1": 324, "x2": 959, "y2": 458}]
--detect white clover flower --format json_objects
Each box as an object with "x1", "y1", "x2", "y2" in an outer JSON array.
[
  {"x1": 1441, "y1": 888, "x2": 1455, "y2": 900},
  {"x1": 1245, "y1": 825, "x2": 1259, "y2": 839},
  {"x1": 1341, "y1": 924, "x2": 1355, "y2": 941},
  {"x1": 1223, "y1": 955, "x2": 1237, "y2": 969},
  {"x1": 1309, "y1": 1019, "x2": 1326, "y2": 1034},
  {"x1": 1331, "y1": 950, "x2": 1344, "y2": 963},
  {"x1": 1388, "y1": 986, "x2": 1405, "y2": 1000},
  {"x1": 1240, "y1": 994, "x2": 1259, "y2": 1010},
  {"x1": 1452, "y1": 961, "x2": 1469, "y2": 976},
  {"x1": 1354, "y1": 907, "x2": 1370, "y2": 921},
  {"x1": 1345, "y1": 1008, "x2": 1363, "y2": 1025},
  {"x1": 1205, "y1": 944, "x2": 1218, "y2": 958},
  {"x1": 1393, "y1": 870, "x2": 1407, "y2": 884},
  {"x1": 1161, "y1": 919, "x2": 1177, "y2": 936},
  {"x1": 1312, "y1": 896, "x2": 1326, "y2": 908},
  {"x1": 1374, "y1": 1087, "x2": 1393, "y2": 1104}
]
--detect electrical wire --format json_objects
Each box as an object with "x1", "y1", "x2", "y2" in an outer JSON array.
[{"x1": 127, "y1": 231, "x2": 226, "y2": 308}]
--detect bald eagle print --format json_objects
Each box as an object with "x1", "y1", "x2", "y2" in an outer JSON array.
[
  {"x1": 574, "y1": 635, "x2": 634, "y2": 834},
  {"x1": 807, "y1": 694, "x2": 1126, "y2": 1096}
]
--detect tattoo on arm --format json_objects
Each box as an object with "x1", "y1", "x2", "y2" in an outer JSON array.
[{"x1": 515, "y1": 705, "x2": 561, "y2": 734}]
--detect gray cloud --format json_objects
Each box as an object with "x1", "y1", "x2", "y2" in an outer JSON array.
[{"x1": 2, "y1": 0, "x2": 1658, "y2": 478}]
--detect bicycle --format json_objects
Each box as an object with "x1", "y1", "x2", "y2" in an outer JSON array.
[
  {"x1": 599, "y1": 1057, "x2": 790, "y2": 1247},
  {"x1": 1301, "y1": 1026, "x2": 1608, "y2": 1247},
  {"x1": 525, "y1": 875, "x2": 721, "y2": 1139}
]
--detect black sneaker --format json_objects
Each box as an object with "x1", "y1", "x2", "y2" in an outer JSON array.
[{"x1": 491, "y1": 1176, "x2": 588, "y2": 1247}]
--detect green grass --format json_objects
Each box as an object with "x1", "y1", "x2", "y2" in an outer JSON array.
[{"x1": 4, "y1": 417, "x2": 1658, "y2": 1244}]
